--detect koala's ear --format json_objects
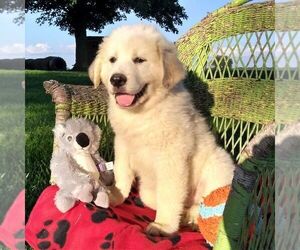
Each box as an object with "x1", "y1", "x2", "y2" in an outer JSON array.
[
  {"x1": 89, "y1": 123, "x2": 102, "y2": 153},
  {"x1": 93, "y1": 124, "x2": 102, "y2": 142},
  {"x1": 53, "y1": 123, "x2": 66, "y2": 137}
]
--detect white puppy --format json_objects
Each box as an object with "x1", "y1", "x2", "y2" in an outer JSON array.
[{"x1": 89, "y1": 24, "x2": 235, "y2": 236}]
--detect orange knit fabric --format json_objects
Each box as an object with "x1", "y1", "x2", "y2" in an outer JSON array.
[
  {"x1": 197, "y1": 185, "x2": 231, "y2": 245},
  {"x1": 198, "y1": 216, "x2": 221, "y2": 245},
  {"x1": 203, "y1": 185, "x2": 231, "y2": 207}
]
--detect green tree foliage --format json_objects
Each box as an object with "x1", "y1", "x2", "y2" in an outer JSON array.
[
  {"x1": 0, "y1": 0, "x2": 25, "y2": 24},
  {"x1": 26, "y1": 0, "x2": 187, "y2": 70}
]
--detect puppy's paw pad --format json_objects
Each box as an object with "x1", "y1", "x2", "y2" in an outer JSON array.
[{"x1": 145, "y1": 222, "x2": 176, "y2": 236}]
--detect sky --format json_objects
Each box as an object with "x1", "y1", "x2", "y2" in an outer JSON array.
[
  {"x1": 1, "y1": 0, "x2": 292, "y2": 69},
  {"x1": 0, "y1": 0, "x2": 229, "y2": 68}
]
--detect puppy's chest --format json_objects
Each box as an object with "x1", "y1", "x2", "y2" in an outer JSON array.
[
  {"x1": 120, "y1": 131, "x2": 162, "y2": 173},
  {"x1": 113, "y1": 115, "x2": 162, "y2": 143},
  {"x1": 129, "y1": 146, "x2": 158, "y2": 177}
]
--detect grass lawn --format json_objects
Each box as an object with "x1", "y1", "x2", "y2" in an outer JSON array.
[
  {"x1": 0, "y1": 70, "x2": 24, "y2": 219},
  {"x1": 25, "y1": 70, "x2": 91, "y2": 219},
  {"x1": 0, "y1": 70, "x2": 24, "y2": 250}
]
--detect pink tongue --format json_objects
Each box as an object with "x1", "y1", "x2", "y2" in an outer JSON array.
[{"x1": 115, "y1": 94, "x2": 135, "y2": 107}]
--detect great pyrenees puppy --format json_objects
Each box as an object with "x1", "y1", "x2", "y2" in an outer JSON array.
[{"x1": 89, "y1": 24, "x2": 235, "y2": 236}]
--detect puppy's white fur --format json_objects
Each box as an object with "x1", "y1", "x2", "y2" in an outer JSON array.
[{"x1": 89, "y1": 24, "x2": 235, "y2": 235}]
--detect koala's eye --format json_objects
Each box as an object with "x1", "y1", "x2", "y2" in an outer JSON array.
[
  {"x1": 62, "y1": 133, "x2": 65, "y2": 137},
  {"x1": 133, "y1": 57, "x2": 146, "y2": 64},
  {"x1": 67, "y1": 135, "x2": 73, "y2": 142},
  {"x1": 109, "y1": 57, "x2": 117, "y2": 63}
]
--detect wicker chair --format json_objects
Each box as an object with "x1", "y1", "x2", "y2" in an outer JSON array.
[{"x1": 44, "y1": 1, "x2": 299, "y2": 249}]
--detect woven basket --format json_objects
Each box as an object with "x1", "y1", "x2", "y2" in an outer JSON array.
[{"x1": 43, "y1": 1, "x2": 300, "y2": 249}]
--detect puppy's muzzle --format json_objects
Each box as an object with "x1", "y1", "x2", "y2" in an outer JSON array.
[
  {"x1": 110, "y1": 73, "x2": 127, "y2": 88},
  {"x1": 76, "y1": 133, "x2": 90, "y2": 148}
]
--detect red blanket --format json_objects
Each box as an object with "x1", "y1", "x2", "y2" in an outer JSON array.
[
  {"x1": 26, "y1": 186, "x2": 209, "y2": 250},
  {"x1": 0, "y1": 190, "x2": 25, "y2": 250}
]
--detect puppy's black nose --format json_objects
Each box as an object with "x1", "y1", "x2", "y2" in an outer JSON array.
[
  {"x1": 76, "y1": 133, "x2": 90, "y2": 148},
  {"x1": 110, "y1": 73, "x2": 127, "y2": 88}
]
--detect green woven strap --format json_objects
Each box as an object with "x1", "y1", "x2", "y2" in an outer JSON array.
[
  {"x1": 185, "y1": 76, "x2": 274, "y2": 124},
  {"x1": 276, "y1": 80, "x2": 300, "y2": 124},
  {"x1": 214, "y1": 157, "x2": 274, "y2": 250},
  {"x1": 214, "y1": 170, "x2": 256, "y2": 250},
  {"x1": 214, "y1": 121, "x2": 275, "y2": 249},
  {"x1": 177, "y1": 2, "x2": 275, "y2": 70}
]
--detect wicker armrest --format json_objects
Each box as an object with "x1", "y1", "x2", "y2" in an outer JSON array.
[
  {"x1": 43, "y1": 80, "x2": 109, "y2": 124},
  {"x1": 215, "y1": 123, "x2": 275, "y2": 249}
]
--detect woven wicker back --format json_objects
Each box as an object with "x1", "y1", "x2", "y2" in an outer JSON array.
[{"x1": 177, "y1": 1, "x2": 276, "y2": 161}]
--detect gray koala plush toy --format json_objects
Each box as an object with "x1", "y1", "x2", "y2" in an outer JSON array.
[{"x1": 50, "y1": 118, "x2": 114, "y2": 213}]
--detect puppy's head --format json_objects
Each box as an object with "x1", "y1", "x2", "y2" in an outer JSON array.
[{"x1": 89, "y1": 24, "x2": 186, "y2": 110}]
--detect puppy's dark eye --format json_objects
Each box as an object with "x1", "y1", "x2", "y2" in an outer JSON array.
[
  {"x1": 67, "y1": 135, "x2": 73, "y2": 141},
  {"x1": 109, "y1": 57, "x2": 117, "y2": 63},
  {"x1": 133, "y1": 57, "x2": 146, "y2": 64}
]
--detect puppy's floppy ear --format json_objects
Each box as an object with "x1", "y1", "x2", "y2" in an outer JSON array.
[
  {"x1": 160, "y1": 42, "x2": 186, "y2": 88},
  {"x1": 53, "y1": 123, "x2": 66, "y2": 138},
  {"x1": 88, "y1": 55, "x2": 102, "y2": 88}
]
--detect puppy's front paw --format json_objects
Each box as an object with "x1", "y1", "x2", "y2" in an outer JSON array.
[
  {"x1": 180, "y1": 205, "x2": 199, "y2": 230},
  {"x1": 146, "y1": 222, "x2": 177, "y2": 236},
  {"x1": 108, "y1": 185, "x2": 125, "y2": 207}
]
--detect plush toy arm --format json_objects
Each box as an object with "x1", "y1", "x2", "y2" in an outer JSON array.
[
  {"x1": 92, "y1": 151, "x2": 104, "y2": 163},
  {"x1": 50, "y1": 151, "x2": 92, "y2": 190}
]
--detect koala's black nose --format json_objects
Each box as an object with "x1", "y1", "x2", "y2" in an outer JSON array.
[
  {"x1": 110, "y1": 73, "x2": 127, "y2": 88},
  {"x1": 76, "y1": 133, "x2": 90, "y2": 148}
]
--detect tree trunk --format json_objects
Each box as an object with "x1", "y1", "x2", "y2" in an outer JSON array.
[{"x1": 73, "y1": 24, "x2": 88, "y2": 71}]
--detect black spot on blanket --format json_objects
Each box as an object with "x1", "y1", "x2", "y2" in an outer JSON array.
[
  {"x1": 142, "y1": 215, "x2": 153, "y2": 222},
  {"x1": 92, "y1": 210, "x2": 109, "y2": 223},
  {"x1": 43, "y1": 220, "x2": 53, "y2": 226},
  {"x1": 124, "y1": 198, "x2": 132, "y2": 205},
  {"x1": 14, "y1": 229, "x2": 24, "y2": 239},
  {"x1": 112, "y1": 213, "x2": 118, "y2": 220},
  {"x1": 100, "y1": 231, "x2": 114, "y2": 249},
  {"x1": 133, "y1": 197, "x2": 144, "y2": 208},
  {"x1": 86, "y1": 203, "x2": 95, "y2": 211},
  {"x1": 100, "y1": 241, "x2": 111, "y2": 249},
  {"x1": 15, "y1": 241, "x2": 25, "y2": 250},
  {"x1": 134, "y1": 215, "x2": 144, "y2": 222},
  {"x1": 134, "y1": 214, "x2": 153, "y2": 223},
  {"x1": 146, "y1": 234, "x2": 166, "y2": 243},
  {"x1": 53, "y1": 220, "x2": 70, "y2": 248},
  {"x1": 36, "y1": 229, "x2": 49, "y2": 239},
  {"x1": 106, "y1": 207, "x2": 118, "y2": 220},
  {"x1": 105, "y1": 232, "x2": 114, "y2": 241},
  {"x1": 37, "y1": 241, "x2": 51, "y2": 249},
  {"x1": 169, "y1": 234, "x2": 181, "y2": 246}
]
